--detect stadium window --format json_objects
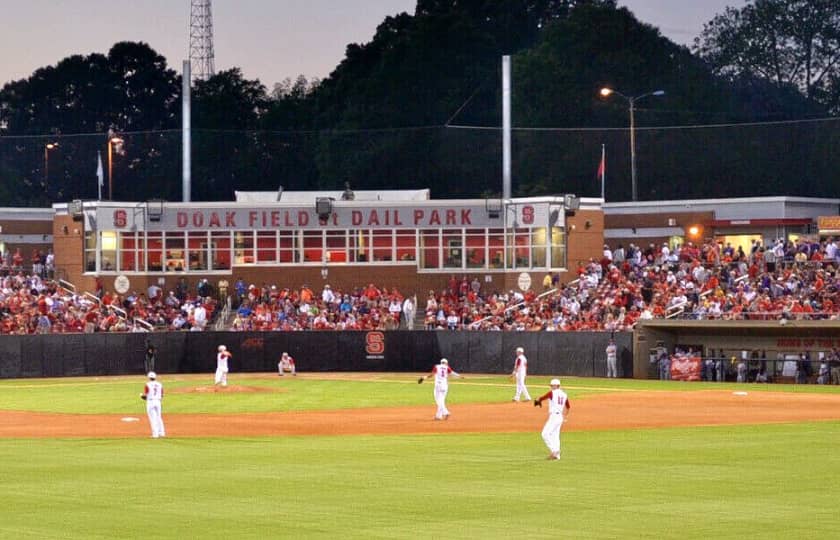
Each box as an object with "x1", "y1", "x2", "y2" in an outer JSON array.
[
  {"x1": 211, "y1": 231, "x2": 231, "y2": 270},
  {"x1": 164, "y1": 233, "x2": 185, "y2": 272},
  {"x1": 465, "y1": 229, "x2": 486, "y2": 268},
  {"x1": 443, "y1": 229, "x2": 463, "y2": 269},
  {"x1": 550, "y1": 227, "x2": 565, "y2": 269},
  {"x1": 531, "y1": 228, "x2": 547, "y2": 268},
  {"x1": 234, "y1": 231, "x2": 255, "y2": 264},
  {"x1": 278, "y1": 231, "x2": 297, "y2": 263},
  {"x1": 256, "y1": 231, "x2": 278, "y2": 264},
  {"x1": 119, "y1": 232, "x2": 138, "y2": 272},
  {"x1": 188, "y1": 231, "x2": 209, "y2": 271},
  {"x1": 488, "y1": 229, "x2": 504, "y2": 269},
  {"x1": 325, "y1": 230, "x2": 347, "y2": 263},
  {"x1": 419, "y1": 229, "x2": 440, "y2": 269},
  {"x1": 147, "y1": 232, "x2": 163, "y2": 271},
  {"x1": 395, "y1": 230, "x2": 416, "y2": 261},
  {"x1": 302, "y1": 230, "x2": 323, "y2": 263},
  {"x1": 372, "y1": 230, "x2": 393, "y2": 261}
]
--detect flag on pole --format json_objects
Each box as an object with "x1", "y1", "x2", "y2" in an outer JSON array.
[
  {"x1": 96, "y1": 151, "x2": 104, "y2": 201},
  {"x1": 597, "y1": 144, "x2": 606, "y2": 201}
]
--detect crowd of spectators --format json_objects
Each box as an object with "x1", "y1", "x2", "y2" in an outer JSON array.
[
  {"x1": 2, "y1": 236, "x2": 838, "y2": 335},
  {"x1": 0, "y1": 272, "x2": 217, "y2": 335}
]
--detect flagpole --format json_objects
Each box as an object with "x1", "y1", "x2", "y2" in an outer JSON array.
[
  {"x1": 96, "y1": 151, "x2": 103, "y2": 201},
  {"x1": 600, "y1": 143, "x2": 606, "y2": 202}
]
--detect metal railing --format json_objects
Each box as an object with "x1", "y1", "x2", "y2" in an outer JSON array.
[
  {"x1": 468, "y1": 287, "x2": 558, "y2": 329},
  {"x1": 214, "y1": 295, "x2": 232, "y2": 331}
]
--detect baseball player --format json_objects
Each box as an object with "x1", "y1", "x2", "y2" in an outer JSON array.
[
  {"x1": 511, "y1": 346, "x2": 532, "y2": 402},
  {"x1": 606, "y1": 338, "x2": 618, "y2": 378},
  {"x1": 278, "y1": 352, "x2": 296, "y2": 376},
  {"x1": 419, "y1": 358, "x2": 462, "y2": 420},
  {"x1": 140, "y1": 371, "x2": 165, "y2": 438},
  {"x1": 215, "y1": 345, "x2": 232, "y2": 387},
  {"x1": 534, "y1": 378, "x2": 571, "y2": 460}
]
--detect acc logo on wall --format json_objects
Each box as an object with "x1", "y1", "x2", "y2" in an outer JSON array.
[{"x1": 365, "y1": 331, "x2": 385, "y2": 359}]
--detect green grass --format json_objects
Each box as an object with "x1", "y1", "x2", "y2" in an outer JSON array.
[
  {"x1": 0, "y1": 423, "x2": 838, "y2": 539},
  {"x1": 1, "y1": 374, "x2": 839, "y2": 538},
  {"x1": 1, "y1": 374, "x2": 838, "y2": 414}
]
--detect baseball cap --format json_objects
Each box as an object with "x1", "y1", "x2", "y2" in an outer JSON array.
[
  {"x1": 550, "y1": 378, "x2": 560, "y2": 386},
  {"x1": 148, "y1": 371, "x2": 157, "y2": 379},
  {"x1": 440, "y1": 358, "x2": 448, "y2": 365}
]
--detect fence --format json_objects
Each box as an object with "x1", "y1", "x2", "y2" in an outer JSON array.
[{"x1": 0, "y1": 330, "x2": 632, "y2": 379}]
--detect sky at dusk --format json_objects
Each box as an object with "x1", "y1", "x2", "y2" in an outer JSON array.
[{"x1": 2, "y1": 0, "x2": 735, "y2": 87}]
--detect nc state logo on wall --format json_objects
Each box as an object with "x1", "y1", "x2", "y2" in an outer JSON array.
[
  {"x1": 365, "y1": 331, "x2": 385, "y2": 358},
  {"x1": 113, "y1": 209, "x2": 127, "y2": 228}
]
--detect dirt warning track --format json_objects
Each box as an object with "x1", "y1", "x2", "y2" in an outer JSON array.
[{"x1": 2, "y1": 390, "x2": 839, "y2": 438}]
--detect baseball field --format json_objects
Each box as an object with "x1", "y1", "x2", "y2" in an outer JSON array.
[{"x1": 1, "y1": 373, "x2": 838, "y2": 539}]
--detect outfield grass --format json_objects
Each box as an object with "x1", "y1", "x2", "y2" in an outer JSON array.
[
  {"x1": 0, "y1": 422, "x2": 837, "y2": 539},
  {"x1": 1, "y1": 375, "x2": 838, "y2": 539}
]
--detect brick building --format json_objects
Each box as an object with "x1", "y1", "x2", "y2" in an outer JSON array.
[
  {"x1": 52, "y1": 191, "x2": 604, "y2": 297},
  {"x1": 0, "y1": 208, "x2": 53, "y2": 272},
  {"x1": 604, "y1": 196, "x2": 840, "y2": 253}
]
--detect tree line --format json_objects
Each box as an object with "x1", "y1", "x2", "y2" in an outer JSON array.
[{"x1": 0, "y1": 0, "x2": 837, "y2": 206}]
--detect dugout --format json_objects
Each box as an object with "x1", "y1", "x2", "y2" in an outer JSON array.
[{"x1": 633, "y1": 319, "x2": 840, "y2": 381}]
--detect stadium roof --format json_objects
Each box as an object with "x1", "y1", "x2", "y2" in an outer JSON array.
[{"x1": 235, "y1": 189, "x2": 430, "y2": 203}]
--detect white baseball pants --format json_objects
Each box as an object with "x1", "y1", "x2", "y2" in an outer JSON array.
[
  {"x1": 514, "y1": 373, "x2": 531, "y2": 401},
  {"x1": 541, "y1": 413, "x2": 564, "y2": 455},
  {"x1": 146, "y1": 400, "x2": 165, "y2": 438},
  {"x1": 434, "y1": 385, "x2": 449, "y2": 419}
]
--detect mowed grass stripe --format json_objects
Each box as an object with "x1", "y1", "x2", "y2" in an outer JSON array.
[{"x1": 0, "y1": 422, "x2": 837, "y2": 539}]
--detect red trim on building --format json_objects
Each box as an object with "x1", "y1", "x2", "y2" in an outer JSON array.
[{"x1": 703, "y1": 218, "x2": 813, "y2": 227}]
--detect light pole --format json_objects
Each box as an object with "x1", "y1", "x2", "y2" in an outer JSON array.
[
  {"x1": 44, "y1": 142, "x2": 58, "y2": 195},
  {"x1": 107, "y1": 136, "x2": 124, "y2": 200},
  {"x1": 599, "y1": 87, "x2": 665, "y2": 201}
]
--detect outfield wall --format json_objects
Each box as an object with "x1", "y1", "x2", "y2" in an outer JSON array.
[{"x1": 0, "y1": 331, "x2": 632, "y2": 379}]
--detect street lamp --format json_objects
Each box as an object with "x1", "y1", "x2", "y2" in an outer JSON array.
[
  {"x1": 599, "y1": 87, "x2": 665, "y2": 201},
  {"x1": 44, "y1": 142, "x2": 58, "y2": 195},
  {"x1": 107, "y1": 136, "x2": 124, "y2": 200}
]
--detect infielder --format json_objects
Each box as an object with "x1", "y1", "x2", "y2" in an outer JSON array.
[
  {"x1": 534, "y1": 378, "x2": 571, "y2": 460},
  {"x1": 278, "y1": 352, "x2": 296, "y2": 376},
  {"x1": 215, "y1": 345, "x2": 232, "y2": 387},
  {"x1": 419, "y1": 358, "x2": 462, "y2": 420},
  {"x1": 606, "y1": 338, "x2": 618, "y2": 378},
  {"x1": 511, "y1": 346, "x2": 532, "y2": 402},
  {"x1": 140, "y1": 371, "x2": 165, "y2": 438}
]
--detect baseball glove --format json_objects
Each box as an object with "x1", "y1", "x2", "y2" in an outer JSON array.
[
  {"x1": 533, "y1": 399, "x2": 541, "y2": 408},
  {"x1": 140, "y1": 394, "x2": 147, "y2": 400},
  {"x1": 417, "y1": 377, "x2": 424, "y2": 384}
]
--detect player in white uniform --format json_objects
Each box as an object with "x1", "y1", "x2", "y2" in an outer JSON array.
[
  {"x1": 215, "y1": 345, "x2": 232, "y2": 386},
  {"x1": 421, "y1": 358, "x2": 462, "y2": 420},
  {"x1": 278, "y1": 352, "x2": 296, "y2": 376},
  {"x1": 534, "y1": 378, "x2": 571, "y2": 460},
  {"x1": 511, "y1": 346, "x2": 532, "y2": 402},
  {"x1": 140, "y1": 371, "x2": 165, "y2": 438},
  {"x1": 606, "y1": 339, "x2": 618, "y2": 378}
]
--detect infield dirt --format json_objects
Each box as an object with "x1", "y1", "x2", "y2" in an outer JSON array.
[{"x1": 2, "y1": 388, "x2": 840, "y2": 438}]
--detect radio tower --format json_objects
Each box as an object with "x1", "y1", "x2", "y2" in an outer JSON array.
[{"x1": 189, "y1": 0, "x2": 215, "y2": 82}]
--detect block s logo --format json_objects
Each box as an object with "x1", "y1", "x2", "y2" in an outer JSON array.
[
  {"x1": 113, "y1": 210, "x2": 127, "y2": 228},
  {"x1": 365, "y1": 331, "x2": 385, "y2": 355}
]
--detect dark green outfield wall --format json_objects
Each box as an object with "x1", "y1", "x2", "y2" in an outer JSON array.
[{"x1": 0, "y1": 331, "x2": 633, "y2": 379}]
